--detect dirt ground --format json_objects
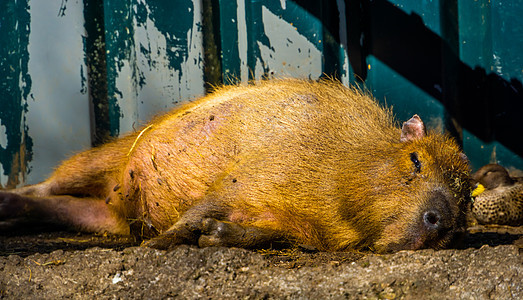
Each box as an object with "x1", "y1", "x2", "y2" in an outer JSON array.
[{"x1": 0, "y1": 225, "x2": 521, "y2": 299}]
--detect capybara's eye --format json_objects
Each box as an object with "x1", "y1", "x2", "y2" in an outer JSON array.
[{"x1": 410, "y1": 152, "x2": 421, "y2": 173}]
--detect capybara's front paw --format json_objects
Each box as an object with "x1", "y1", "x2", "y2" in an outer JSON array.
[
  {"x1": 141, "y1": 234, "x2": 174, "y2": 250},
  {"x1": 198, "y1": 218, "x2": 246, "y2": 247},
  {"x1": 141, "y1": 222, "x2": 201, "y2": 250}
]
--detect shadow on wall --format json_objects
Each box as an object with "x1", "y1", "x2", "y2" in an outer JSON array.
[{"x1": 298, "y1": 0, "x2": 523, "y2": 158}]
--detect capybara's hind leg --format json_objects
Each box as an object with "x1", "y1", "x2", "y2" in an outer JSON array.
[
  {"x1": 8, "y1": 182, "x2": 53, "y2": 197},
  {"x1": 0, "y1": 191, "x2": 129, "y2": 234},
  {"x1": 10, "y1": 142, "x2": 128, "y2": 198}
]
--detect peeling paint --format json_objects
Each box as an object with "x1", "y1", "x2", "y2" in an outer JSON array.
[
  {"x1": 24, "y1": 0, "x2": 91, "y2": 184},
  {"x1": 134, "y1": 0, "x2": 204, "y2": 123},
  {"x1": 280, "y1": 0, "x2": 287, "y2": 10},
  {"x1": 236, "y1": 0, "x2": 249, "y2": 82},
  {"x1": 104, "y1": 0, "x2": 135, "y2": 136},
  {"x1": 0, "y1": 123, "x2": 9, "y2": 187},
  {"x1": 255, "y1": 5, "x2": 322, "y2": 79},
  {"x1": 336, "y1": 0, "x2": 350, "y2": 85},
  {"x1": 106, "y1": 0, "x2": 204, "y2": 135},
  {"x1": 0, "y1": 0, "x2": 34, "y2": 187},
  {"x1": 0, "y1": 124, "x2": 7, "y2": 149},
  {"x1": 0, "y1": 163, "x2": 6, "y2": 188},
  {"x1": 79, "y1": 64, "x2": 88, "y2": 95},
  {"x1": 114, "y1": 60, "x2": 139, "y2": 134}
]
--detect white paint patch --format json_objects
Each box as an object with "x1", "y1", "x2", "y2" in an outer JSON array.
[
  {"x1": 256, "y1": 6, "x2": 322, "y2": 80},
  {"x1": 114, "y1": 59, "x2": 139, "y2": 134},
  {"x1": 0, "y1": 123, "x2": 7, "y2": 149},
  {"x1": 0, "y1": 163, "x2": 6, "y2": 188},
  {"x1": 336, "y1": 0, "x2": 350, "y2": 85},
  {"x1": 25, "y1": 0, "x2": 91, "y2": 184},
  {"x1": 236, "y1": 0, "x2": 249, "y2": 82},
  {"x1": 280, "y1": 0, "x2": 287, "y2": 10},
  {"x1": 116, "y1": 0, "x2": 204, "y2": 132},
  {"x1": 492, "y1": 53, "x2": 503, "y2": 75},
  {"x1": 0, "y1": 123, "x2": 8, "y2": 186}
]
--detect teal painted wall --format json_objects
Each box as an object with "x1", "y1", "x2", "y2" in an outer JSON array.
[
  {"x1": 459, "y1": 0, "x2": 523, "y2": 170},
  {"x1": 0, "y1": 0, "x2": 205, "y2": 186},
  {"x1": 1, "y1": 1, "x2": 91, "y2": 186},
  {"x1": 0, "y1": 1, "x2": 33, "y2": 187},
  {"x1": 1, "y1": 0, "x2": 522, "y2": 187}
]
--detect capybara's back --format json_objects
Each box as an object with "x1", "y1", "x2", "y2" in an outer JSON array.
[{"x1": 0, "y1": 79, "x2": 473, "y2": 253}]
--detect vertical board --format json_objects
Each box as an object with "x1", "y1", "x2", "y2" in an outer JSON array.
[
  {"x1": 0, "y1": 0, "x2": 91, "y2": 187},
  {"x1": 1, "y1": 0, "x2": 522, "y2": 186},
  {"x1": 24, "y1": 1, "x2": 92, "y2": 185},
  {"x1": 103, "y1": 0, "x2": 205, "y2": 136},
  {"x1": 359, "y1": 0, "x2": 523, "y2": 170},
  {"x1": 0, "y1": 0, "x2": 206, "y2": 186},
  {"x1": 0, "y1": 1, "x2": 33, "y2": 188},
  {"x1": 459, "y1": 0, "x2": 523, "y2": 170},
  {"x1": 219, "y1": 0, "x2": 351, "y2": 84},
  {"x1": 365, "y1": 0, "x2": 449, "y2": 133}
]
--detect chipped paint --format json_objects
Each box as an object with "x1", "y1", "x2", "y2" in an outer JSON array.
[
  {"x1": 24, "y1": 0, "x2": 91, "y2": 184},
  {"x1": 0, "y1": 124, "x2": 6, "y2": 188},
  {"x1": 134, "y1": 0, "x2": 204, "y2": 123},
  {"x1": 0, "y1": 124, "x2": 7, "y2": 149},
  {"x1": 279, "y1": 0, "x2": 286, "y2": 10},
  {"x1": 106, "y1": 0, "x2": 204, "y2": 134},
  {"x1": 336, "y1": 0, "x2": 351, "y2": 85},
  {"x1": 1, "y1": 0, "x2": 520, "y2": 187},
  {"x1": 0, "y1": 0, "x2": 33, "y2": 188},
  {"x1": 236, "y1": 0, "x2": 249, "y2": 82},
  {"x1": 255, "y1": 5, "x2": 322, "y2": 79},
  {"x1": 104, "y1": 0, "x2": 137, "y2": 137},
  {"x1": 113, "y1": 60, "x2": 139, "y2": 134},
  {"x1": 0, "y1": 164, "x2": 5, "y2": 188}
]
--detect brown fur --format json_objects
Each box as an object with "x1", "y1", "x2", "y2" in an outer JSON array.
[{"x1": 0, "y1": 78, "x2": 472, "y2": 252}]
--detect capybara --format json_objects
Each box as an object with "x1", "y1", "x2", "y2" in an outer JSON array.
[
  {"x1": 0, "y1": 78, "x2": 473, "y2": 252},
  {"x1": 471, "y1": 164, "x2": 523, "y2": 226}
]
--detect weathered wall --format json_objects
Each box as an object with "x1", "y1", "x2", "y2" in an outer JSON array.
[{"x1": 1, "y1": 0, "x2": 522, "y2": 187}]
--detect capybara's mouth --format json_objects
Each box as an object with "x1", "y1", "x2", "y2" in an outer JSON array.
[
  {"x1": 379, "y1": 225, "x2": 459, "y2": 253},
  {"x1": 380, "y1": 237, "x2": 449, "y2": 253}
]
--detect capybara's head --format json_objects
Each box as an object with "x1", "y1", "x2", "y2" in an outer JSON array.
[{"x1": 340, "y1": 115, "x2": 473, "y2": 253}]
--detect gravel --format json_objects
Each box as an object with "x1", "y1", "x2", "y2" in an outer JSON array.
[{"x1": 1, "y1": 226, "x2": 521, "y2": 299}]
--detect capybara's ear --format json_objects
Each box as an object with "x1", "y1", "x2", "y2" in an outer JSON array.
[{"x1": 400, "y1": 114, "x2": 426, "y2": 142}]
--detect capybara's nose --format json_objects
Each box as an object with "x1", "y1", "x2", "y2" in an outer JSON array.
[
  {"x1": 421, "y1": 188, "x2": 455, "y2": 232},
  {"x1": 423, "y1": 210, "x2": 442, "y2": 230}
]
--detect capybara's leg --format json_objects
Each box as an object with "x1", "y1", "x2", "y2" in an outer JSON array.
[
  {"x1": 143, "y1": 201, "x2": 229, "y2": 249},
  {"x1": 141, "y1": 226, "x2": 198, "y2": 249},
  {"x1": 9, "y1": 140, "x2": 129, "y2": 198},
  {"x1": 143, "y1": 202, "x2": 286, "y2": 250},
  {"x1": 0, "y1": 191, "x2": 129, "y2": 234},
  {"x1": 198, "y1": 218, "x2": 286, "y2": 249},
  {"x1": 8, "y1": 182, "x2": 53, "y2": 197}
]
